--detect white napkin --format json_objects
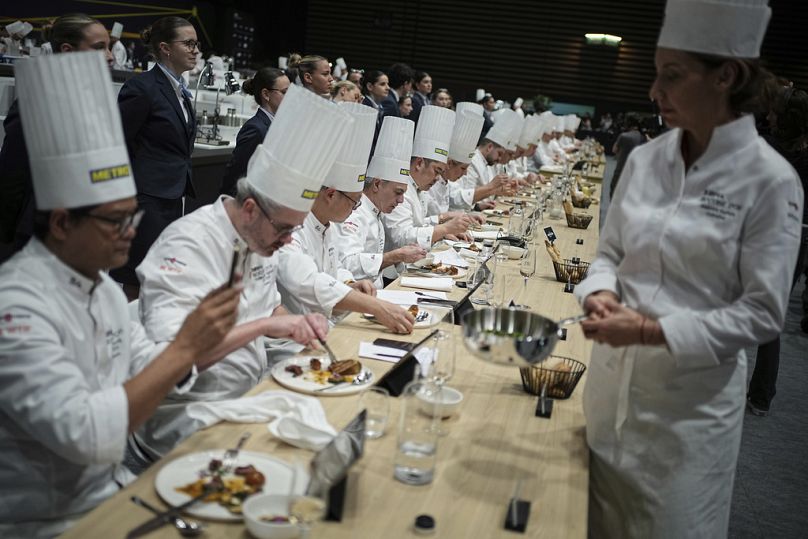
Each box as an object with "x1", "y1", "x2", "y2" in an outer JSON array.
[
  {"x1": 376, "y1": 289, "x2": 447, "y2": 305},
  {"x1": 458, "y1": 248, "x2": 480, "y2": 259},
  {"x1": 400, "y1": 277, "x2": 455, "y2": 291},
  {"x1": 432, "y1": 249, "x2": 469, "y2": 268},
  {"x1": 358, "y1": 342, "x2": 407, "y2": 363},
  {"x1": 471, "y1": 230, "x2": 504, "y2": 240},
  {"x1": 186, "y1": 390, "x2": 337, "y2": 451}
]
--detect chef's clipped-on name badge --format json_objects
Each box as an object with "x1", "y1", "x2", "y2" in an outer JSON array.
[{"x1": 90, "y1": 164, "x2": 131, "y2": 184}]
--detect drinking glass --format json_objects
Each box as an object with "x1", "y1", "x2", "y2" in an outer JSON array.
[
  {"x1": 394, "y1": 369, "x2": 439, "y2": 485},
  {"x1": 518, "y1": 246, "x2": 537, "y2": 308},
  {"x1": 359, "y1": 387, "x2": 390, "y2": 439}
]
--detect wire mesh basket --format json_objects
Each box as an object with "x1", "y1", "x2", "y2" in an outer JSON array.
[
  {"x1": 551, "y1": 258, "x2": 590, "y2": 284},
  {"x1": 565, "y1": 212, "x2": 593, "y2": 229},
  {"x1": 571, "y1": 197, "x2": 592, "y2": 209},
  {"x1": 519, "y1": 356, "x2": 586, "y2": 399}
]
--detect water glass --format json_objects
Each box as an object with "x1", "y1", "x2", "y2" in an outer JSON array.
[
  {"x1": 359, "y1": 387, "x2": 390, "y2": 439},
  {"x1": 394, "y1": 376, "x2": 440, "y2": 485}
]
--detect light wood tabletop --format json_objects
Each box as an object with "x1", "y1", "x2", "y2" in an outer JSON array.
[{"x1": 62, "y1": 191, "x2": 601, "y2": 539}]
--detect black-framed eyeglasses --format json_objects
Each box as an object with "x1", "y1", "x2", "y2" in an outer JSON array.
[
  {"x1": 338, "y1": 191, "x2": 362, "y2": 210},
  {"x1": 85, "y1": 208, "x2": 145, "y2": 235},
  {"x1": 171, "y1": 39, "x2": 202, "y2": 51},
  {"x1": 254, "y1": 200, "x2": 303, "y2": 237}
]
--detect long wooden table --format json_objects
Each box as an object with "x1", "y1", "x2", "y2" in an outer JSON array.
[{"x1": 63, "y1": 195, "x2": 600, "y2": 539}]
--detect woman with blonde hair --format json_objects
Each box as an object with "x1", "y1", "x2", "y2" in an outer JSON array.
[
  {"x1": 286, "y1": 53, "x2": 333, "y2": 97},
  {"x1": 331, "y1": 80, "x2": 362, "y2": 103}
]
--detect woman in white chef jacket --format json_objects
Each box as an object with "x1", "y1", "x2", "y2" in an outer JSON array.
[{"x1": 575, "y1": 1, "x2": 804, "y2": 537}]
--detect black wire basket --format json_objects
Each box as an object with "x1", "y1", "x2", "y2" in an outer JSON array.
[
  {"x1": 519, "y1": 356, "x2": 587, "y2": 399},
  {"x1": 571, "y1": 197, "x2": 592, "y2": 209},
  {"x1": 551, "y1": 258, "x2": 590, "y2": 284},
  {"x1": 565, "y1": 212, "x2": 593, "y2": 229}
]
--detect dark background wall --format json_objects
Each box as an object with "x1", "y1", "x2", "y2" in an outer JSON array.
[{"x1": 5, "y1": 0, "x2": 806, "y2": 115}]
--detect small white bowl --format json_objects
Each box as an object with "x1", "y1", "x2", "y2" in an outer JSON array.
[
  {"x1": 417, "y1": 386, "x2": 464, "y2": 418},
  {"x1": 504, "y1": 246, "x2": 526, "y2": 259},
  {"x1": 243, "y1": 494, "x2": 300, "y2": 539}
]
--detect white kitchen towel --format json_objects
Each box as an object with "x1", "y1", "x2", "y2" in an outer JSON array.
[
  {"x1": 471, "y1": 230, "x2": 505, "y2": 241},
  {"x1": 400, "y1": 277, "x2": 455, "y2": 291},
  {"x1": 186, "y1": 390, "x2": 337, "y2": 451}
]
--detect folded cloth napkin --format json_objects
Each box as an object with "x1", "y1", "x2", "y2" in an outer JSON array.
[
  {"x1": 432, "y1": 248, "x2": 469, "y2": 268},
  {"x1": 400, "y1": 276, "x2": 455, "y2": 291},
  {"x1": 186, "y1": 390, "x2": 337, "y2": 451},
  {"x1": 377, "y1": 289, "x2": 447, "y2": 305},
  {"x1": 471, "y1": 230, "x2": 504, "y2": 240}
]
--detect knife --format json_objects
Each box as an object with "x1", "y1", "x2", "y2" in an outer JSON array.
[
  {"x1": 125, "y1": 490, "x2": 210, "y2": 538},
  {"x1": 416, "y1": 298, "x2": 457, "y2": 306}
]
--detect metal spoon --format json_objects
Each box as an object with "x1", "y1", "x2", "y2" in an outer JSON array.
[{"x1": 131, "y1": 496, "x2": 204, "y2": 537}]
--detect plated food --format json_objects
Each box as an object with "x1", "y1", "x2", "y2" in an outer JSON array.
[
  {"x1": 175, "y1": 458, "x2": 266, "y2": 514},
  {"x1": 271, "y1": 357, "x2": 374, "y2": 396},
  {"x1": 284, "y1": 357, "x2": 363, "y2": 385}
]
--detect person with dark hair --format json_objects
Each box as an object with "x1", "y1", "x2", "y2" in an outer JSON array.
[
  {"x1": 399, "y1": 94, "x2": 413, "y2": 118},
  {"x1": 361, "y1": 69, "x2": 389, "y2": 136},
  {"x1": 576, "y1": 1, "x2": 803, "y2": 536},
  {"x1": 381, "y1": 62, "x2": 414, "y2": 118},
  {"x1": 477, "y1": 89, "x2": 496, "y2": 133},
  {"x1": 220, "y1": 67, "x2": 290, "y2": 196},
  {"x1": 110, "y1": 16, "x2": 199, "y2": 300},
  {"x1": 286, "y1": 53, "x2": 332, "y2": 97},
  {"x1": 347, "y1": 68, "x2": 363, "y2": 86},
  {"x1": 0, "y1": 13, "x2": 113, "y2": 263},
  {"x1": 410, "y1": 70, "x2": 431, "y2": 123},
  {"x1": 609, "y1": 113, "x2": 646, "y2": 198},
  {"x1": 0, "y1": 51, "x2": 239, "y2": 539},
  {"x1": 746, "y1": 85, "x2": 808, "y2": 415},
  {"x1": 432, "y1": 88, "x2": 452, "y2": 108}
]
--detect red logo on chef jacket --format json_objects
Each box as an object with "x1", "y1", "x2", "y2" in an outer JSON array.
[
  {"x1": 159, "y1": 257, "x2": 187, "y2": 274},
  {"x1": 0, "y1": 312, "x2": 32, "y2": 337}
]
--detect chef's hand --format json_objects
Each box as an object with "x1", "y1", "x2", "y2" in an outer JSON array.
[
  {"x1": 394, "y1": 244, "x2": 428, "y2": 264},
  {"x1": 439, "y1": 211, "x2": 465, "y2": 223},
  {"x1": 476, "y1": 200, "x2": 496, "y2": 210},
  {"x1": 439, "y1": 214, "x2": 474, "y2": 238},
  {"x1": 267, "y1": 313, "x2": 328, "y2": 347},
  {"x1": 581, "y1": 302, "x2": 653, "y2": 347},
  {"x1": 470, "y1": 212, "x2": 486, "y2": 225},
  {"x1": 175, "y1": 285, "x2": 241, "y2": 355},
  {"x1": 349, "y1": 279, "x2": 377, "y2": 297},
  {"x1": 582, "y1": 290, "x2": 620, "y2": 320},
  {"x1": 372, "y1": 300, "x2": 415, "y2": 334}
]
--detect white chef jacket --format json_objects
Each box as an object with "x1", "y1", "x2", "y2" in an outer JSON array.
[
  {"x1": 547, "y1": 138, "x2": 568, "y2": 162},
  {"x1": 277, "y1": 212, "x2": 354, "y2": 317},
  {"x1": 332, "y1": 194, "x2": 387, "y2": 289},
  {"x1": 576, "y1": 115, "x2": 803, "y2": 538},
  {"x1": 0, "y1": 239, "x2": 185, "y2": 538},
  {"x1": 447, "y1": 180, "x2": 475, "y2": 210},
  {"x1": 112, "y1": 39, "x2": 127, "y2": 70},
  {"x1": 560, "y1": 135, "x2": 576, "y2": 150},
  {"x1": 135, "y1": 196, "x2": 282, "y2": 460},
  {"x1": 536, "y1": 140, "x2": 556, "y2": 166},
  {"x1": 382, "y1": 177, "x2": 435, "y2": 249},
  {"x1": 421, "y1": 178, "x2": 448, "y2": 222}
]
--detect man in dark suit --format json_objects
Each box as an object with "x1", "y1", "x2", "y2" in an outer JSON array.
[
  {"x1": 381, "y1": 63, "x2": 414, "y2": 118},
  {"x1": 0, "y1": 101, "x2": 33, "y2": 264}
]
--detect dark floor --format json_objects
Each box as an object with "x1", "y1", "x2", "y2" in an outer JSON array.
[{"x1": 598, "y1": 155, "x2": 808, "y2": 538}]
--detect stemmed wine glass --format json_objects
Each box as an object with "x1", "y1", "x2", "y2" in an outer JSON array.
[
  {"x1": 423, "y1": 308, "x2": 455, "y2": 436},
  {"x1": 518, "y1": 246, "x2": 537, "y2": 308}
]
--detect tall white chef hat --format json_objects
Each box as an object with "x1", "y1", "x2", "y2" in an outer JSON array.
[
  {"x1": 412, "y1": 105, "x2": 455, "y2": 164},
  {"x1": 278, "y1": 56, "x2": 288, "y2": 69},
  {"x1": 568, "y1": 115, "x2": 581, "y2": 132},
  {"x1": 552, "y1": 114, "x2": 565, "y2": 133},
  {"x1": 366, "y1": 116, "x2": 414, "y2": 184},
  {"x1": 111, "y1": 22, "x2": 123, "y2": 39},
  {"x1": 323, "y1": 102, "x2": 377, "y2": 192},
  {"x1": 513, "y1": 97, "x2": 524, "y2": 108},
  {"x1": 456, "y1": 101, "x2": 483, "y2": 116},
  {"x1": 476, "y1": 88, "x2": 486, "y2": 102},
  {"x1": 658, "y1": 0, "x2": 771, "y2": 58},
  {"x1": 486, "y1": 108, "x2": 521, "y2": 150},
  {"x1": 538, "y1": 111, "x2": 555, "y2": 136},
  {"x1": 16, "y1": 51, "x2": 135, "y2": 210},
  {"x1": 5, "y1": 21, "x2": 33, "y2": 37},
  {"x1": 449, "y1": 104, "x2": 485, "y2": 164},
  {"x1": 518, "y1": 114, "x2": 538, "y2": 148},
  {"x1": 246, "y1": 84, "x2": 353, "y2": 211}
]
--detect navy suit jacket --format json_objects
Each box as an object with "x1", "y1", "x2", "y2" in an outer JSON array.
[
  {"x1": 220, "y1": 109, "x2": 271, "y2": 196},
  {"x1": 409, "y1": 92, "x2": 428, "y2": 125},
  {"x1": 0, "y1": 99, "x2": 34, "y2": 252},
  {"x1": 118, "y1": 66, "x2": 196, "y2": 199},
  {"x1": 381, "y1": 89, "x2": 400, "y2": 118}
]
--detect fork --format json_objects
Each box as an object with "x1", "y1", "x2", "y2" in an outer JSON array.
[
  {"x1": 221, "y1": 432, "x2": 251, "y2": 473},
  {"x1": 415, "y1": 311, "x2": 429, "y2": 323},
  {"x1": 316, "y1": 370, "x2": 372, "y2": 392}
]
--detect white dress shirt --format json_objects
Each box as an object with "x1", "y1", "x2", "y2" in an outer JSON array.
[
  {"x1": 575, "y1": 115, "x2": 803, "y2": 538},
  {"x1": 157, "y1": 63, "x2": 189, "y2": 122},
  {"x1": 135, "y1": 196, "x2": 282, "y2": 459},
  {"x1": 332, "y1": 194, "x2": 387, "y2": 288},
  {"x1": 382, "y1": 178, "x2": 435, "y2": 249},
  {"x1": 277, "y1": 213, "x2": 354, "y2": 317},
  {"x1": 112, "y1": 40, "x2": 127, "y2": 70},
  {"x1": 0, "y1": 239, "x2": 182, "y2": 537}
]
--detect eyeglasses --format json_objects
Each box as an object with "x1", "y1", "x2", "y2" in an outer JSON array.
[
  {"x1": 270, "y1": 87, "x2": 288, "y2": 95},
  {"x1": 85, "y1": 208, "x2": 144, "y2": 235},
  {"x1": 254, "y1": 200, "x2": 303, "y2": 237},
  {"x1": 349, "y1": 69, "x2": 364, "y2": 75},
  {"x1": 338, "y1": 191, "x2": 362, "y2": 210},
  {"x1": 171, "y1": 39, "x2": 202, "y2": 51}
]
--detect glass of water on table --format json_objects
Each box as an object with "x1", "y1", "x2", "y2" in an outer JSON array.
[{"x1": 358, "y1": 387, "x2": 390, "y2": 439}]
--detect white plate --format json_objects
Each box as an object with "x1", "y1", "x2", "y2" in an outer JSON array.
[
  {"x1": 363, "y1": 306, "x2": 441, "y2": 328},
  {"x1": 270, "y1": 356, "x2": 373, "y2": 396},
  {"x1": 155, "y1": 450, "x2": 295, "y2": 522},
  {"x1": 483, "y1": 209, "x2": 510, "y2": 217}
]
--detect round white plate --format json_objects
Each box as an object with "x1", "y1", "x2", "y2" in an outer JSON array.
[
  {"x1": 406, "y1": 265, "x2": 468, "y2": 280},
  {"x1": 483, "y1": 209, "x2": 510, "y2": 217},
  {"x1": 271, "y1": 356, "x2": 373, "y2": 396},
  {"x1": 155, "y1": 450, "x2": 294, "y2": 522},
  {"x1": 363, "y1": 306, "x2": 441, "y2": 328}
]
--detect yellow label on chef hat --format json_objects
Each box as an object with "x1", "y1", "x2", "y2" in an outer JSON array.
[
  {"x1": 357, "y1": 174, "x2": 366, "y2": 183},
  {"x1": 400, "y1": 168, "x2": 410, "y2": 176},
  {"x1": 90, "y1": 164, "x2": 130, "y2": 184},
  {"x1": 301, "y1": 189, "x2": 318, "y2": 199},
  {"x1": 434, "y1": 147, "x2": 448, "y2": 156}
]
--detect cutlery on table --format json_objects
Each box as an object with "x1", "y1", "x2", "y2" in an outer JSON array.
[{"x1": 130, "y1": 496, "x2": 204, "y2": 537}]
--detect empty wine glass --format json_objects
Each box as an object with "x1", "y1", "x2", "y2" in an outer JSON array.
[
  {"x1": 518, "y1": 246, "x2": 537, "y2": 308},
  {"x1": 423, "y1": 308, "x2": 455, "y2": 436}
]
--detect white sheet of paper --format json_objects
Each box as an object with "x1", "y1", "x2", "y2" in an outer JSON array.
[
  {"x1": 376, "y1": 289, "x2": 448, "y2": 305},
  {"x1": 432, "y1": 249, "x2": 470, "y2": 268},
  {"x1": 358, "y1": 342, "x2": 407, "y2": 363},
  {"x1": 399, "y1": 277, "x2": 454, "y2": 291}
]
